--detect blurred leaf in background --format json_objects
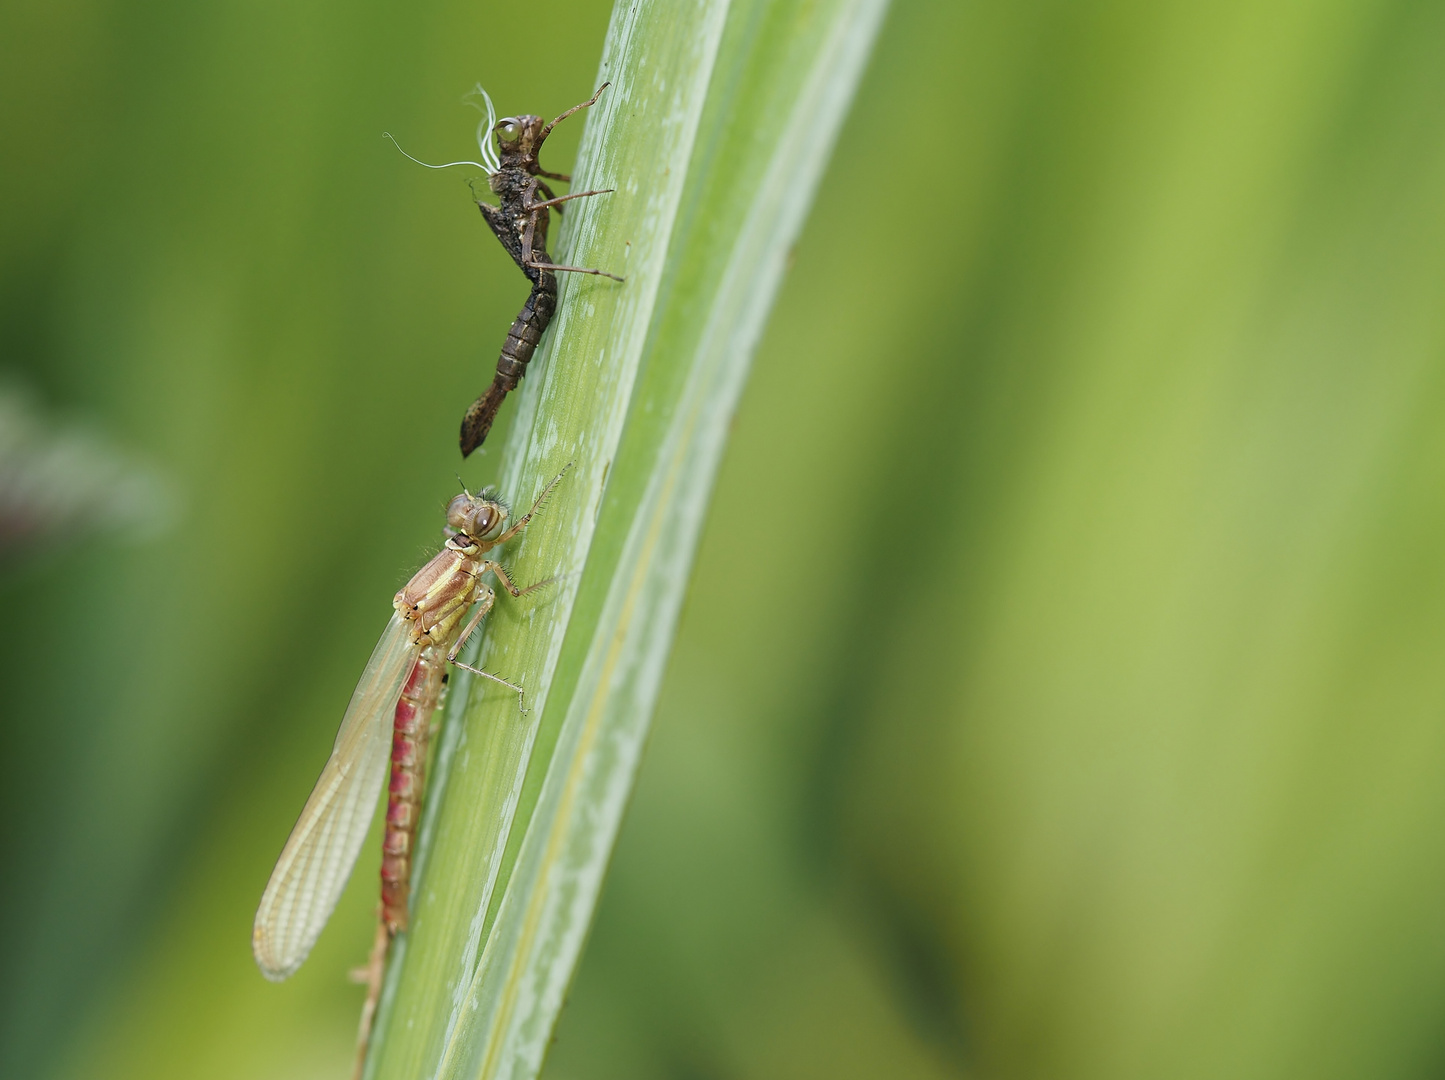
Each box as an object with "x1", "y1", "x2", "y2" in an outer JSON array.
[
  {"x1": 3, "y1": 0, "x2": 1445, "y2": 1079},
  {"x1": 0, "y1": 383, "x2": 171, "y2": 567},
  {"x1": 544, "y1": 2, "x2": 1445, "y2": 1079},
  {"x1": 0, "y1": 0, "x2": 613, "y2": 1076}
]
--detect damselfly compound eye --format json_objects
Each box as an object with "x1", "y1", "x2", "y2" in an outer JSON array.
[
  {"x1": 497, "y1": 119, "x2": 522, "y2": 143},
  {"x1": 471, "y1": 505, "x2": 498, "y2": 536},
  {"x1": 445, "y1": 493, "x2": 472, "y2": 530}
]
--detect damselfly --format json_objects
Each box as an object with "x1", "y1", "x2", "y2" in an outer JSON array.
[
  {"x1": 387, "y1": 85, "x2": 623, "y2": 458},
  {"x1": 252, "y1": 466, "x2": 568, "y2": 984}
]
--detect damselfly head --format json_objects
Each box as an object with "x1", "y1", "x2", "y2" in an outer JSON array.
[{"x1": 445, "y1": 491, "x2": 508, "y2": 540}]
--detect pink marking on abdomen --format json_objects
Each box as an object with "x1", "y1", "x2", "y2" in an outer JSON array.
[{"x1": 380, "y1": 646, "x2": 447, "y2": 933}]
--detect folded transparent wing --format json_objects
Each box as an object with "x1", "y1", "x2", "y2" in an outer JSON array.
[{"x1": 252, "y1": 611, "x2": 420, "y2": 980}]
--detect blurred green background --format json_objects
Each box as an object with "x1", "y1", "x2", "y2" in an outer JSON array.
[{"x1": 4, "y1": 0, "x2": 1445, "y2": 1078}]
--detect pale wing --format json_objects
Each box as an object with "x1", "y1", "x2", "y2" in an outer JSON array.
[{"x1": 253, "y1": 611, "x2": 420, "y2": 980}]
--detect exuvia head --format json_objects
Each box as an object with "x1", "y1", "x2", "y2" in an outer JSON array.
[
  {"x1": 446, "y1": 490, "x2": 508, "y2": 540},
  {"x1": 385, "y1": 82, "x2": 606, "y2": 180},
  {"x1": 492, "y1": 114, "x2": 548, "y2": 170}
]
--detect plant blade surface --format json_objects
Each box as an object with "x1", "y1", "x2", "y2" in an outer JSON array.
[{"x1": 367, "y1": 0, "x2": 889, "y2": 1077}]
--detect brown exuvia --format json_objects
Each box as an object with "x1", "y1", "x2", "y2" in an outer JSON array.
[{"x1": 463, "y1": 83, "x2": 623, "y2": 457}]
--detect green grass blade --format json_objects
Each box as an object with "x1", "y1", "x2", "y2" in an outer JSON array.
[
  {"x1": 364, "y1": 2, "x2": 731, "y2": 1076},
  {"x1": 438, "y1": 1, "x2": 890, "y2": 1078},
  {"x1": 366, "y1": 0, "x2": 888, "y2": 1077}
]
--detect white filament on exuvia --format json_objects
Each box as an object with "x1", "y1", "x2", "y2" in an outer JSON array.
[
  {"x1": 383, "y1": 132, "x2": 490, "y2": 173},
  {"x1": 465, "y1": 84, "x2": 501, "y2": 174},
  {"x1": 382, "y1": 84, "x2": 501, "y2": 176}
]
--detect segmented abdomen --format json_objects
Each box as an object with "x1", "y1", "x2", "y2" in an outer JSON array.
[
  {"x1": 459, "y1": 268, "x2": 558, "y2": 457},
  {"x1": 496, "y1": 277, "x2": 557, "y2": 388},
  {"x1": 380, "y1": 645, "x2": 447, "y2": 932}
]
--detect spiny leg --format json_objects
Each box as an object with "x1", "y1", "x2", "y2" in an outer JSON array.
[
  {"x1": 445, "y1": 586, "x2": 527, "y2": 710},
  {"x1": 495, "y1": 462, "x2": 574, "y2": 544},
  {"x1": 448, "y1": 658, "x2": 526, "y2": 711},
  {"x1": 480, "y1": 559, "x2": 562, "y2": 599},
  {"x1": 447, "y1": 584, "x2": 495, "y2": 661}
]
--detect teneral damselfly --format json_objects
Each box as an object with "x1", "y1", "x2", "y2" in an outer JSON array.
[{"x1": 252, "y1": 466, "x2": 568, "y2": 984}]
